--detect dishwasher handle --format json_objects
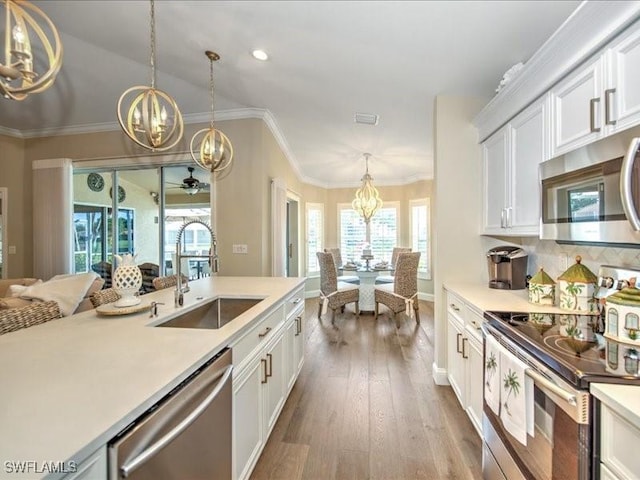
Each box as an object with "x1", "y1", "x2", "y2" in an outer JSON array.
[{"x1": 120, "y1": 364, "x2": 233, "y2": 478}]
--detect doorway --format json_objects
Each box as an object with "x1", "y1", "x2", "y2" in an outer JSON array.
[{"x1": 286, "y1": 194, "x2": 300, "y2": 277}]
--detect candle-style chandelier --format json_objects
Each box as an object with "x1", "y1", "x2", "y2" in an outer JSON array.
[
  {"x1": 117, "y1": 0, "x2": 183, "y2": 151},
  {"x1": 352, "y1": 153, "x2": 383, "y2": 224},
  {"x1": 0, "y1": 0, "x2": 63, "y2": 101},
  {"x1": 190, "y1": 50, "x2": 233, "y2": 173}
]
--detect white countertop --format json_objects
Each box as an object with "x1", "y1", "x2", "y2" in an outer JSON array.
[
  {"x1": 444, "y1": 281, "x2": 577, "y2": 315},
  {"x1": 0, "y1": 276, "x2": 304, "y2": 480},
  {"x1": 591, "y1": 383, "x2": 640, "y2": 431}
]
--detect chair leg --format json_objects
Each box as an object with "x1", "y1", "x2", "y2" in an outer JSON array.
[
  {"x1": 331, "y1": 308, "x2": 336, "y2": 325},
  {"x1": 317, "y1": 302, "x2": 322, "y2": 319},
  {"x1": 355, "y1": 301, "x2": 359, "y2": 316},
  {"x1": 414, "y1": 305, "x2": 420, "y2": 324},
  {"x1": 341, "y1": 305, "x2": 345, "y2": 313},
  {"x1": 374, "y1": 302, "x2": 378, "y2": 319}
]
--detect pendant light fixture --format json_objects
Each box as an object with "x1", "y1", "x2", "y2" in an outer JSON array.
[
  {"x1": 190, "y1": 50, "x2": 233, "y2": 173},
  {"x1": 352, "y1": 153, "x2": 383, "y2": 224},
  {"x1": 117, "y1": 0, "x2": 183, "y2": 152},
  {"x1": 0, "y1": 0, "x2": 63, "y2": 101}
]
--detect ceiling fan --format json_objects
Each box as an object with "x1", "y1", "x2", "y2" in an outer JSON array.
[{"x1": 167, "y1": 167, "x2": 210, "y2": 195}]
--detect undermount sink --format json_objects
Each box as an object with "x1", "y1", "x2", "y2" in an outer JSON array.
[{"x1": 156, "y1": 297, "x2": 263, "y2": 329}]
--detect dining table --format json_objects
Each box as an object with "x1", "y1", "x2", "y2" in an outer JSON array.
[{"x1": 342, "y1": 266, "x2": 392, "y2": 313}]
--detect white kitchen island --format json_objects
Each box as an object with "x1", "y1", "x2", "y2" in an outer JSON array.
[{"x1": 0, "y1": 276, "x2": 305, "y2": 480}]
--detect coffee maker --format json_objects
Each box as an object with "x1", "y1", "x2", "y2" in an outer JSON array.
[{"x1": 487, "y1": 246, "x2": 528, "y2": 290}]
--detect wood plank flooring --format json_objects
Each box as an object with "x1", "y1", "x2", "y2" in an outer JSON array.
[{"x1": 250, "y1": 300, "x2": 483, "y2": 480}]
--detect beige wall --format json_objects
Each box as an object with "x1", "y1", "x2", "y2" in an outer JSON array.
[{"x1": 2, "y1": 118, "x2": 432, "y2": 297}]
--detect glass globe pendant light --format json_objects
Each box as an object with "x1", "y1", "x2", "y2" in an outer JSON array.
[
  {"x1": 352, "y1": 153, "x2": 383, "y2": 224},
  {"x1": 117, "y1": 0, "x2": 183, "y2": 151},
  {"x1": 190, "y1": 50, "x2": 233, "y2": 173},
  {"x1": 0, "y1": 0, "x2": 63, "y2": 101}
]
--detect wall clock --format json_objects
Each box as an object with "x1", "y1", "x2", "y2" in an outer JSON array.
[
  {"x1": 87, "y1": 173, "x2": 104, "y2": 192},
  {"x1": 109, "y1": 185, "x2": 126, "y2": 203}
]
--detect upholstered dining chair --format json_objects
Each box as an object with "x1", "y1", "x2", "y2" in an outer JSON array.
[
  {"x1": 375, "y1": 247, "x2": 412, "y2": 285},
  {"x1": 317, "y1": 251, "x2": 360, "y2": 324},
  {"x1": 324, "y1": 248, "x2": 360, "y2": 285},
  {"x1": 0, "y1": 300, "x2": 62, "y2": 335},
  {"x1": 374, "y1": 252, "x2": 421, "y2": 324}
]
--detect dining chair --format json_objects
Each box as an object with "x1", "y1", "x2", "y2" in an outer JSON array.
[
  {"x1": 375, "y1": 247, "x2": 412, "y2": 285},
  {"x1": 90, "y1": 288, "x2": 121, "y2": 307},
  {"x1": 317, "y1": 251, "x2": 360, "y2": 324},
  {"x1": 324, "y1": 248, "x2": 360, "y2": 285},
  {"x1": 0, "y1": 300, "x2": 62, "y2": 336},
  {"x1": 91, "y1": 261, "x2": 113, "y2": 289},
  {"x1": 152, "y1": 274, "x2": 189, "y2": 291},
  {"x1": 138, "y1": 262, "x2": 160, "y2": 294},
  {"x1": 374, "y1": 252, "x2": 421, "y2": 323}
]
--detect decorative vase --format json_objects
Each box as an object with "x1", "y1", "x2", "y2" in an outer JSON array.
[{"x1": 112, "y1": 253, "x2": 142, "y2": 307}]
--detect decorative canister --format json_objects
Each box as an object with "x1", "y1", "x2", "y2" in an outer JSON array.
[
  {"x1": 557, "y1": 255, "x2": 597, "y2": 313},
  {"x1": 604, "y1": 278, "x2": 640, "y2": 345},
  {"x1": 528, "y1": 268, "x2": 555, "y2": 305},
  {"x1": 112, "y1": 253, "x2": 142, "y2": 307},
  {"x1": 604, "y1": 338, "x2": 640, "y2": 376}
]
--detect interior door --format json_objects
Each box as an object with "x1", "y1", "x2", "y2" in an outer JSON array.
[{"x1": 286, "y1": 197, "x2": 299, "y2": 277}]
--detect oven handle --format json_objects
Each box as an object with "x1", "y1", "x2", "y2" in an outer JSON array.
[
  {"x1": 526, "y1": 368, "x2": 576, "y2": 406},
  {"x1": 620, "y1": 137, "x2": 640, "y2": 231},
  {"x1": 120, "y1": 364, "x2": 234, "y2": 478}
]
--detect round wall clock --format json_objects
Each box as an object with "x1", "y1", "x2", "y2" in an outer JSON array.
[
  {"x1": 87, "y1": 173, "x2": 104, "y2": 192},
  {"x1": 109, "y1": 185, "x2": 126, "y2": 203}
]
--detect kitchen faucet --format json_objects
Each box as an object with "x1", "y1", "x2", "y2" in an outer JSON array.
[{"x1": 174, "y1": 219, "x2": 218, "y2": 307}]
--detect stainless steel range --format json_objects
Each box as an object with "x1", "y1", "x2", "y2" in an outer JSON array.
[{"x1": 482, "y1": 265, "x2": 640, "y2": 480}]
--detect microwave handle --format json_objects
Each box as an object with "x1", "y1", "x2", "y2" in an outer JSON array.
[{"x1": 620, "y1": 137, "x2": 640, "y2": 231}]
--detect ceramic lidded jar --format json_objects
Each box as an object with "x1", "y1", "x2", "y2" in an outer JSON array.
[
  {"x1": 528, "y1": 268, "x2": 556, "y2": 305},
  {"x1": 557, "y1": 255, "x2": 597, "y2": 313},
  {"x1": 605, "y1": 278, "x2": 640, "y2": 345},
  {"x1": 112, "y1": 253, "x2": 142, "y2": 307}
]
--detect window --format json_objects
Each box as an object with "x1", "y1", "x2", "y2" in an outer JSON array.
[
  {"x1": 306, "y1": 203, "x2": 324, "y2": 274},
  {"x1": 338, "y1": 203, "x2": 398, "y2": 262},
  {"x1": 410, "y1": 199, "x2": 430, "y2": 278}
]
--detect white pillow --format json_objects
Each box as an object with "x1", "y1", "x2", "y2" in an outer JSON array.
[
  {"x1": 8, "y1": 280, "x2": 43, "y2": 297},
  {"x1": 20, "y1": 272, "x2": 99, "y2": 317}
]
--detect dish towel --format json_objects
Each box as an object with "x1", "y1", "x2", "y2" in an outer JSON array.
[
  {"x1": 499, "y1": 347, "x2": 534, "y2": 446},
  {"x1": 484, "y1": 334, "x2": 502, "y2": 415}
]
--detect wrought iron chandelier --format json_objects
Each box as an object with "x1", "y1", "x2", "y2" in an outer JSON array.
[
  {"x1": 0, "y1": 0, "x2": 63, "y2": 101},
  {"x1": 352, "y1": 153, "x2": 383, "y2": 224},
  {"x1": 117, "y1": 0, "x2": 183, "y2": 152},
  {"x1": 190, "y1": 50, "x2": 233, "y2": 173}
]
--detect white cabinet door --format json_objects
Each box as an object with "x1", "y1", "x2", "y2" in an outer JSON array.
[
  {"x1": 482, "y1": 127, "x2": 509, "y2": 233},
  {"x1": 447, "y1": 315, "x2": 465, "y2": 406},
  {"x1": 509, "y1": 99, "x2": 546, "y2": 235},
  {"x1": 607, "y1": 22, "x2": 640, "y2": 132},
  {"x1": 263, "y1": 332, "x2": 286, "y2": 437},
  {"x1": 233, "y1": 359, "x2": 265, "y2": 480},
  {"x1": 465, "y1": 325, "x2": 484, "y2": 436},
  {"x1": 550, "y1": 56, "x2": 604, "y2": 155}
]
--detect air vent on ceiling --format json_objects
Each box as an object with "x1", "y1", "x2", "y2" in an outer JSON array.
[{"x1": 354, "y1": 112, "x2": 379, "y2": 125}]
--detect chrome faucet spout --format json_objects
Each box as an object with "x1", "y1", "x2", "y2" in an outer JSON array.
[{"x1": 174, "y1": 219, "x2": 218, "y2": 306}]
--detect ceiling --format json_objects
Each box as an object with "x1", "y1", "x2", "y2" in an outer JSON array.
[{"x1": 4, "y1": 1, "x2": 581, "y2": 187}]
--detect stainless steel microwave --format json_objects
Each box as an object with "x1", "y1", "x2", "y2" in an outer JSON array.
[{"x1": 540, "y1": 125, "x2": 640, "y2": 245}]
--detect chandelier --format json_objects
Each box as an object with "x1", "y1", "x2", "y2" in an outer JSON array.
[
  {"x1": 117, "y1": 0, "x2": 183, "y2": 152},
  {"x1": 190, "y1": 50, "x2": 233, "y2": 173},
  {"x1": 0, "y1": 0, "x2": 63, "y2": 101},
  {"x1": 352, "y1": 153, "x2": 382, "y2": 224}
]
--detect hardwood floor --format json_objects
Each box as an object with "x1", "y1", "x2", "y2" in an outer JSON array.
[{"x1": 249, "y1": 299, "x2": 483, "y2": 480}]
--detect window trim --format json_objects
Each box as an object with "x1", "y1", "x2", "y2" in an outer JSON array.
[
  {"x1": 338, "y1": 201, "x2": 400, "y2": 261},
  {"x1": 305, "y1": 202, "x2": 324, "y2": 277},
  {"x1": 410, "y1": 198, "x2": 431, "y2": 280}
]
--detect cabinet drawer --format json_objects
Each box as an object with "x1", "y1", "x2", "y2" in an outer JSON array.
[
  {"x1": 446, "y1": 291, "x2": 466, "y2": 324},
  {"x1": 285, "y1": 286, "x2": 305, "y2": 319},
  {"x1": 601, "y1": 403, "x2": 640, "y2": 479},
  {"x1": 232, "y1": 305, "x2": 284, "y2": 366}
]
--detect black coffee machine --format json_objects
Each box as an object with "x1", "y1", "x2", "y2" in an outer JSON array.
[{"x1": 487, "y1": 246, "x2": 528, "y2": 290}]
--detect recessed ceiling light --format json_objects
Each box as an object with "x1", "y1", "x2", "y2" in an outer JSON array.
[{"x1": 252, "y1": 50, "x2": 269, "y2": 61}]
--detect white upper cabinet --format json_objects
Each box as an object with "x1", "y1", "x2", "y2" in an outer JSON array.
[
  {"x1": 482, "y1": 99, "x2": 546, "y2": 236},
  {"x1": 550, "y1": 55, "x2": 605, "y2": 156},
  {"x1": 605, "y1": 22, "x2": 640, "y2": 132}
]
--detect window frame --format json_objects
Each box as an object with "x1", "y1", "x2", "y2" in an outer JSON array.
[
  {"x1": 305, "y1": 202, "x2": 324, "y2": 276},
  {"x1": 410, "y1": 198, "x2": 431, "y2": 280}
]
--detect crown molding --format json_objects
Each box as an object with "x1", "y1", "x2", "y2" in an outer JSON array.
[
  {"x1": 473, "y1": 1, "x2": 640, "y2": 141},
  {"x1": 0, "y1": 125, "x2": 25, "y2": 138}
]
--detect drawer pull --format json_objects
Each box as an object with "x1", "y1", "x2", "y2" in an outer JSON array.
[
  {"x1": 261, "y1": 358, "x2": 268, "y2": 384},
  {"x1": 449, "y1": 303, "x2": 460, "y2": 312},
  {"x1": 258, "y1": 327, "x2": 272, "y2": 338},
  {"x1": 266, "y1": 353, "x2": 273, "y2": 378},
  {"x1": 292, "y1": 298, "x2": 302, "y2": 305}
]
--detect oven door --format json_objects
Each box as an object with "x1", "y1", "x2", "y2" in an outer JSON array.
[{"x1": 482, "y1": 324, "x2": 591, "y2": 480}]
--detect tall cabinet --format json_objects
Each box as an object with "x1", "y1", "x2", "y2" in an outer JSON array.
[{"x1": 482, "y1": 99, "x2": 547, "y2": 236}]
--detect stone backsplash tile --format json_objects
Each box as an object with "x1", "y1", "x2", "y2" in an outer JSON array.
[{"x1": 521, "y1": 238, "x2": 640, "y2": 279}]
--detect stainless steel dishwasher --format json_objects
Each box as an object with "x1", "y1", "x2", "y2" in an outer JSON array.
[{"x1": 108, "y1": 348, "x2": 233, "y2": 480}]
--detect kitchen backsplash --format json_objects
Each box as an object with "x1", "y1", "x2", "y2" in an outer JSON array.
[{"x1": 521, "y1": 238, "x2": 640, "y2": 279}]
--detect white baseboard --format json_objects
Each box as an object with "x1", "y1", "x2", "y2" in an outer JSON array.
[
  {"x1": 432, "y1": 362, "x2": 450, "y2": 386},
  {"x1": 305, "y1": 289, "x2": 320, "y2": 299},
  {"x1": 418, "y1": 292, "x2": 434, "y2": 302}
]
